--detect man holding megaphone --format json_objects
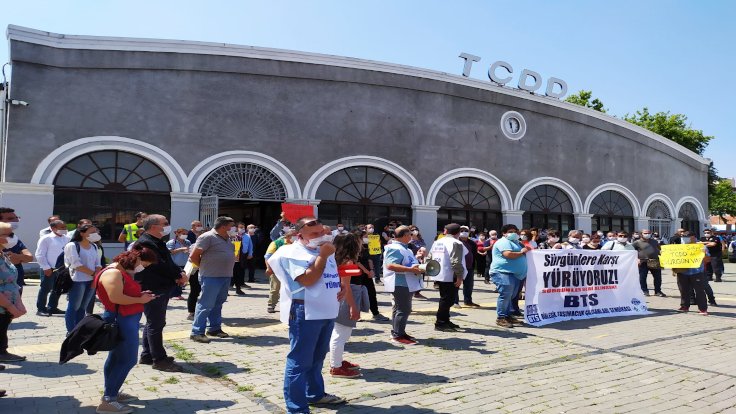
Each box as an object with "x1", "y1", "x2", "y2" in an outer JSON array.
[{"x1": 428, "y1": 223, "x2": 467, "y2": 332}]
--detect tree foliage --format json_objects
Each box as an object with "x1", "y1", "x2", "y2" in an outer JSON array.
[
  {"x1": 709, "y1": 179, "x2": 736, "y2": 222},
  {"x1": 623, "y1": 108, "x2": 713, "y2": 156},
  {"x1": 564, "y1": 90, "x2": 606, "y2": 112}
]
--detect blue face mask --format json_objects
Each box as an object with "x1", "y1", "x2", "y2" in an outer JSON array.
[{"x1": 506, "y1": 233, "x2": 519, "y2": 242}]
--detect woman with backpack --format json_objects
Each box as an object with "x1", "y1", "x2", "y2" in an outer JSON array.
[{"x1": 64, "y1": 224, "x2": 103, "y2": 333}]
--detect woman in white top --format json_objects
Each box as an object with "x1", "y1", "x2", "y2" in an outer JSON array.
[
  {"x1": 601, "y1": 231, "x2": 636, "y2": 251},
  {"x1": 64, "y1": 224, "x2": 102, "y2": 333}
]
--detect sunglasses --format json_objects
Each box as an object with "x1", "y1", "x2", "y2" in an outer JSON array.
[{"x1": 297, "y1": 219, "x2": 321, "y2": 231}]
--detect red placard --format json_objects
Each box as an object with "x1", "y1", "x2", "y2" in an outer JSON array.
[
  {"x1": 281, "y1": 203, "x2": 315, "y2": 223},
  {"x1": 338, "y1": 264, "x2": 362, "y2": 278}
]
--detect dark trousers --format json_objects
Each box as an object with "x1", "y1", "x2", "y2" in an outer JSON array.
[
  {"x1": 512, "y1": 278, "x2": 526, "y2": 312},
  {"x1": 188, "y1": 269, "x2": 201, "y2": 313},
  {"x1": 0, "y1": 312, "x2": 11, "y2": 353},
  {"x1": 391, "y1": 286, "x2": 412, "y2": 338},
  {"x1": 140, "y1": 294, "x2": 170, "y2": 362},
  {"x1": 638, "y1": 262, "x2": 663, "y2": 293},
  {"x1": 361, "y1": 275, "x2": 379, "y2": 315},
  {"x1": 370, "y1": 255, "x2": 382, "y2": 281},
  {"x1": 36, "y1": 271, "x2": 60, "y2": 312},
  {"x1": 705, "y1": 256, "x2": 724, "y2": 280},
  {"x1": 484, "y1": 256, "x2": 492, "y2": 281},
  {"x1": 245, "y1": 258, "x2": 256, "y2": 282},
  {"x1": 677, "y1": 273, "x2": 707, "y2": 311},
  {"x1": 454, "y1": 271, "x2": 475, "y2": 304},
  {"x1": 232, "y1": 262, "x2": 245, "y2": 288},
  {"x1": 86, "y1": 288, "x2": 97, "y2": 314},
  {"x1": 436, "y1": 281, "x2": 456, "y2": 324}
]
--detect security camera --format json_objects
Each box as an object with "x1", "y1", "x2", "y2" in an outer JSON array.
[{"x1": 9, "y1": 99, "x2": 29, "y2": 107}]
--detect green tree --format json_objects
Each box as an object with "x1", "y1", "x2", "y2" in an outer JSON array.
[
  {"x1": 709, "y1": 179, "x2": 736, "y2": 223},
  {"x1": 623, "y1": 108, "x2": 713, "y2": 155},
  {"x1": 564, "y1": 90, "x2": 606, "y2": 112}
]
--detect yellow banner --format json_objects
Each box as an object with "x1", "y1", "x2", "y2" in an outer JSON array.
[
  {"x1": 233, "y1": 241, "x2": 242, "y2": 259},
  {"x1": 368, "y1": 235, "x2": 382, "y2": 255},
  {"x1": 659, "y1": 244, "x2": 705, "y2": 269}
]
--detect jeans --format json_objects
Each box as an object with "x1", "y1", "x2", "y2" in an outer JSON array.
[
  {"x1": 638, "y1": 262, "x2": 663, "y2": 293},
  {"x1": 705, "y1": 256, "x2": 724, "y2": 280},
  {"x1": 0, "y1": 312, "x2": 12, "y2": 353},
  {"x1": 284, "y1": 302, "x2": 334, "y2": 414},
  {"x1": 192, "y1": 276, "x2": 230, "y2": 335},
  {"x1": 36, "y1": 270, "x2": 60, "y2": 312},
  {"x1": 370, "y1": 255, "x2": 382, "y2": 281},
  {"x1": 187, "y1": 269, "x2": 202, "y2": 313},
  {"x1": 103, "y1": 311, "x2": 142, "y2": 399},
  {"x1": 391, "y1": 286, "x2": 412, "y2": 338},
  {"x1": 65, "y1": 281, "x2": 95, "y2": 332},
  {"x1": 492, "y1": 272, "x2": 521, "y2": 318},
  {"x1": 140, "y1": 294, "x2": 170, "y2": 362},
  {"x1": 435, "y1": 281, "x2": 456, "y2": 324},
  {"x1": 463, "y1": 270, "x2": 475, "y2": 304},
  {"x1": 511, "y1": 278, "x2": 525, "y2": 313}
]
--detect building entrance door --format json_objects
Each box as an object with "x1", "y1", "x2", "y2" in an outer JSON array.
[{"x1": 218, "y1": 199, "x2": 282, "y2": 267}]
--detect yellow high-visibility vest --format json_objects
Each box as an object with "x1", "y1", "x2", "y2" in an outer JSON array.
[{"x1": 124, "y1": 223, "x2": 140, "y2": 243}]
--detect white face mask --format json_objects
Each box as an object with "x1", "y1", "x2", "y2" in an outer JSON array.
[
  {"x1": 460, "y1": 232, "x2": 469, "y2": 238},
  {"x1": 366, "y1": 228, "x2": 374, "y2": 234},
  {"x1": 248, "y1": 229, "x2": 255, "y2": 235},
  {"x1": 617, "y1": 237, "x2": 628, "y2": 243},
  {"x1": 505, "y1": 233, "x2": 519, "y2": 242},
  {"x1": 520, "y1": 235, "x2": 528, "y2": 241},
  {"x1": 362, "y1": 237, "x2": 370, "y2": 244},
  {"x1": 568, "y1": 237, "x2": 580, "y2": 244},
  {"x1": 228, "y1": 227, "x2": 238, "y2": 237},
  {"x1": 195, "y1": 226, "x2": 203, "y2": 232},
  {"x1": 238, "y1": 228, "x2": 246, "y2": 234},
  {"x1": 548, "y1": 237, "x2": 559, "y2": 244},
  {"x1": 86, "y1": 233, "x2": 102, "y2": 243},
  {"x1": 178, "y1": 234, "x2": 187, "y2": 240},
  {"x1": 289, "y1": 236, "x2": 298, "y2": 243},
  {"x1": 161, "y1": 226, "x2": 171, "y2": 236},
  {"x1": 9, "y1": 222, "x2": 19, "y2": 231},
  {"x1": 681, "y1": 238, "x2": 692, "y2": 244},
  {"x1": 134, "y1": 264, "x2": 145, "y2": 274},
  {"x1": 55, "y1": 229, "x2": 68, "y2": 236},
  {"x1": 582, "y1": 237, "x2": 591, "y2": 244},
  {"x1": 337, "y1": 226, "x2": 344, "y2": 231},
  {"x1": 643, "y1": 234, "x2": 652, "y2": 239},
  {"x1": 306, "y1": 234, "x2": 332, "y2": 249},
  {"x1": 2, "y1": 234, "x2": 18, "y2": 249}
]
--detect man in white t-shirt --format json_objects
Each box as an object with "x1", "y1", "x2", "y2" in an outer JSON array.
[
  {"x1": 34, "y1": 220, "x2": 69, "y2": 316},
  {"x1": 268, "y1": 216, "x2": 346, "y2": 412}
]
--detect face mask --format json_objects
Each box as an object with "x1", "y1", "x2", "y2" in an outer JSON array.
[
  {"x1": 238, "y1": 228, "x2": 246, "y2": 234},
  {"x1": 597, "y1": 232, "x2": 604, "y2": 237},
  {"x1": 282, "y1": 226, "x2": 290, "y2": 232},
  {"x1": 2, "y1": 234, "x2": 18, "y2": 249},
  {"x1": 306, "y1": 234, "x2": 332, "y2": 249},
  {"x1": 412, "y1": 230, "x2": 419, "y2": 236},
  {"x1": 681, "y1": 238, "x2": 691, "y2": 244},
  {"x1": 134, "y1": 264, "x2": 145, "y2": 274},
  {"x1": 479, "y1": 236, "x2": 486, "y2": 241},
  {"x1": 490, "y1": 235, "x2": 497, "y2": 240},
  {"x1": 367, "y1": 228, "x2": 374, "y2": 234},
  {"x1": 470, "y1": 228, "x2": 476, "y2": 232},
  {"x1": 460, "y1": 232, "x2": 469, "y2": 238},
  {"x1": 9, "y1": 222, "x2": 19, "y2": 231},
  {"x1": 520, "y1": 235, "x2": 528, "y2": 241},
  {"x1": 388, "y1": 227, "x2": 395, "y2": 232},
  {"x1": 56, "y1": 229, "x2": 68, "y2": 236},
  {"x1": 617, "y1": 237, "x2": 628, "y2": 243},
  {"x1": 632, "y1": 234, "x2": 640, "y2": 240},
  {"x1": 582, "y1": 237, "x2": 591, "y2": 243},
  {"x1": 362, "y1": 237, "x2": 369, "y2": 244},
  {"x1": 228, "y1": 227, "x2": 238, "y2": 237},
  {"x1": 161, "y1": 226, "x2": 171, "y2": 236},
  {"x1": 704, "y1": 233, "x2": 712, "y2": 238},
  {"x1": 195, "y1": 226, "x2": 203, "y2": 232},
  {"x1": 86, "y1": 233, "x2": 102, "y2": 243},
  {"x1": 178, "y1": 234, "x2": 187, "y2": 240},
  {"x1": 248, "y1": 229, "x2": 255, "y2": 235},
  {"x1": 643, "y1": 234, "x2": 652, "y2": 239},
  {"x1": 506, "y1": 233, "x2": 519, "y2": 242},
  {"x1": 568, "y1": 237, "x2": 580, "y2": 244},
  {"x1": 289, "y1": 236, "x2": 298, "y2": 243},
  {"x1": 548, "y1": 237, "x2": 559, "y2": 244},
  {"x1": 337, "y1": 226, "x2": 344, "y2": 231}
]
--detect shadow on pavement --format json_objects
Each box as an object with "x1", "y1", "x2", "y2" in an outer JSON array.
[
  {"x1": 0, "y1": 396, "x2": 93, "y2": 412},
  {"x1": 9, "y1": 321, "x2": 43, "y2": 330},
  {"x1": 185, "y1": 361, "x2": 246, "y2": 377},
  {"x1": 222, "y1": 317, "x2": 281, "y2": 328},
  {"x1": 542, "y1": 312, "x2": 671, "y2": 330},
  {"x1": 350, "y1": 328, "x2": 384, "y2": 337},
  {"x1": 131, "y1": 397, "x2": 235, "y2": 412},
  {"x1": 359, "y1": 367, "x2": 449, "y2": 385},
  {"x1": 420, "y1": 337, "x2": 496, "y2": 355},
  {"x1": 7, "y1": 360, "x2": 95, "y2": 377},
  {"x1": 234, "y1": 335, "x2": 290, "y2": 347},
  {"x1": 462, "y1": 327, "x2": 531, "y2": 339},
  {"x1": 337, "y1": 404, "x2": 437, "y2": 413},
  {"x1": 346, "y1": 340, "x2": 402, "y2": 354}
]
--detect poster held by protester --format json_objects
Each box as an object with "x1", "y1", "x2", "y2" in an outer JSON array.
[
  {"x1": 368, "y1": 235, "x2": 382, "y2": 255},
  {"x1": 525, "y1": 250, "x2": 648, "y2": 326},
  {"x1": 280, "y1": 203, "x2": 315, "y2": 223},
  {"x1": 659, "y1": 244, "x2": 705, "y2": 269}
]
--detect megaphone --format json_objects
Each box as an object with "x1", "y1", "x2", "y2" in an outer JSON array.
[{"x1": 418, "y1": 259, "x2": 441, "y2": 277}]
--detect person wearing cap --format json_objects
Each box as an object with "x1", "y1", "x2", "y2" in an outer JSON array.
[
  {"x1": 268, "y1": 216, "x2": 346, "y2": 412},
  {"x1": 429, "y1": 223, "x2": 467, "y2": 332}
]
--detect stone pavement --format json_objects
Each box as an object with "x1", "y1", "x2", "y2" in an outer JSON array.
[{"x1": 2, "y1": 264, "x2": 736, "y2": 414}]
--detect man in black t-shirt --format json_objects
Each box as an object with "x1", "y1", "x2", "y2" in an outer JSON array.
[{"x1": 700, "y1": 229, "x2": 724, "y2": 282}]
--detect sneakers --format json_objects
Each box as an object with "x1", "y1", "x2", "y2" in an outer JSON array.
[
  {"x1": 190, "y1": 334, "x2": 211, "y2": 343},
  {"x1": 484, "y1": 280, "x2": 490, "y2": 285},
  {"x1": 140, "y1": 356, "x2": 173, "y2": 365},
  {"x1": 206, "y1": 330, "x2": 230, "y2": 338},
  {"x1": 309, "y1": 393, "x2": 346, "y2": 405},
  {"x1": 48, "y1": 308, "x2": 65, "y2": 315},
  {"x1": 496, "y1": 318, "x2": 513, "y2": 328},
  {"x1": 341, "y1": 360, "x2": 360, "y2": 370},
  {"x1": 391, "y1": 335, "x2": 418, "y2": 345},
  {"x1": 116, "y1": 392, "x2": 137, "y2": 403},
  {"x1": 642, "y1": 291, "x2": 651, "y2": 296},
  {"x1": 35, "y1": 310, "x2": 50, "y2": 317},
  {"x1": 267, "y1": 305, "x2": 276, "y2": 313},
  {"x1": 709, "y1": 300, "x2": 718, "y2": 306},
  {"x1": 0, "y1": 353, "x2": 26, "y2": 362},
  {"x1": 235, "y1": 288, "x2": 245, "y2": 296},
  {"x1": 186, "y1": 313, "x2": 194, "y2": 321},
  {"x1": 330, "y1": 366, "x2": 361, "y2": 378},
  {"x1": 698, "y1": 310, "x2": 709, "y2": 316},
  {"x1": 506, "y1": 316, "x2": 524, "y2": 325},
  {"x1": 463, "y1": 302, "x2": 481, "y2": 308},
  {"x1": 241, "y1": 283, "x2": 252, "y2": 289},
  {"x1": 371, "y1": 313, "x2": 390, "y2": 322},
  {"x1": 448, "y1": 321, "x2": 461, "y2": 329},
  {"x1": 96, "y1": 400, "x2": 133, "y2": 414},
  {"x1": 434, "y1": 323, "x2": 456, "y2": 332},
  {"x1": 452, "y1": 304, "x2": 462, "y2": 309},
  {"x1": 655, "y1": 291, "x2": 667, "y2": 297},
  {"x1": 413, "y1": 292, "x2": 427, "y2": 299},
  {"x1": 677, "y1": 307, "x2": 689, "y2": 312},
  {"x1": 152, "y1": 359, "x2": 184, "y2": 372}
]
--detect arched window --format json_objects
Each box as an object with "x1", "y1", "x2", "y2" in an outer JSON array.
[
  {"x1": 647, "y1": 200, "x2": 672, "y2": 239},
  {"x1": 589, "y1": 190, "x2": 634, "y2": 233},
  {"x1": 316, "y1": 166, "x2": 412, "y2": 228},
  {"x1": 200, "y1": 163, "x2": 286, "y2": 201},
  {"x1": 53, "y1": 150, "x2": 171, "y2": 241},
  {"x1": 679, "y1": 202, "x2": 700, "y2": 235},
  {"x1": 520, "y1": 185, "x2": 574, "y2": 234},
  {"x1": 436, "y1": 177, "x2": 502, "y2": 232}
]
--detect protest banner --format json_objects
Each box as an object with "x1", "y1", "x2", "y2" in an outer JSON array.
[
  {"x1": 659, "y1": 244, "x2": 705, "y2": 269},
  {"x1": 368, "y1": 235, "x2": 382, "y2": 255},
  {"x1": 280, "y1": 203, "x2": 315, "y2": 223},
  {"x1": 525, "y1": 250, "x2": 648, "y2": 326},
  {"x1": 233, "y1": 240, "x2": 241, "y2": 259}
]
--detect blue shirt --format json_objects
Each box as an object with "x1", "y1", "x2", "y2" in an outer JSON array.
[
  {"x1": 3, "y1": 239, "x2": 27, "y2": 286},
  {"x1": 680, "y1": 246, "x2": 709, "y2": 276},
  {"x1": 0, "y1": 256, "x2": 20, "y2": 313},
  {"x1": 385, "y1": 243, "x2": 411, "y2": 287},
  {"x1": 240, "y1": 234, "x2": 254, "y2": 256},
  {"x1": 166, "y1": 238, "x2": 191, "y2": 267},
  {"x1": 490, "y1": 237, "x2": 527, "y2": 277}
]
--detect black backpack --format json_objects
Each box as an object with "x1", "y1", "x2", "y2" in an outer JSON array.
[{"x1": 53, "y1": 242, "x2": 96, "y2": 295}]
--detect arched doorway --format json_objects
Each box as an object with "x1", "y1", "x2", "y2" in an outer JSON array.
[
  {"x1": 521, "y1": 185, "x2": 575, "y2": 234},
  {"x1": 53, "y1": 150, "x2": 171, "y2": 241},
  {"x1": 435, "y1": 177, "x2": 502, "y2": 232},
  {"x1": 590, "y1": 190, "x2": 635, "y2": 233},
  {"x1": 316, "y1": 166, "x2": 412, "y2": 229},
  {"x1": 679, "y1": 202, "x2": 700, "y2": 235},
  {"x1": 647, "y1": 200, "x2": 672, "y2": 239}
]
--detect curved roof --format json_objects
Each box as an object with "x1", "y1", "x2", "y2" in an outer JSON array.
[{"x1": 6, "y1": 24, "x2": 709, "y2": 166}]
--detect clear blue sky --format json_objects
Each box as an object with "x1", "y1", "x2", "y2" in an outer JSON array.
[{"x1": 4, "y1": 1, "x2": 735, "y2": 176}]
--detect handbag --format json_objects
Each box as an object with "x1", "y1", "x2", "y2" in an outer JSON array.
[{"x1": 646, "y1": 258, "x2": 660, "y2": 270}]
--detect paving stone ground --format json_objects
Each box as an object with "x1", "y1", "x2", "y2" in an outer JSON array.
[{"x1": 2, "y1": 263, "x2": 736, "y2": 414}]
